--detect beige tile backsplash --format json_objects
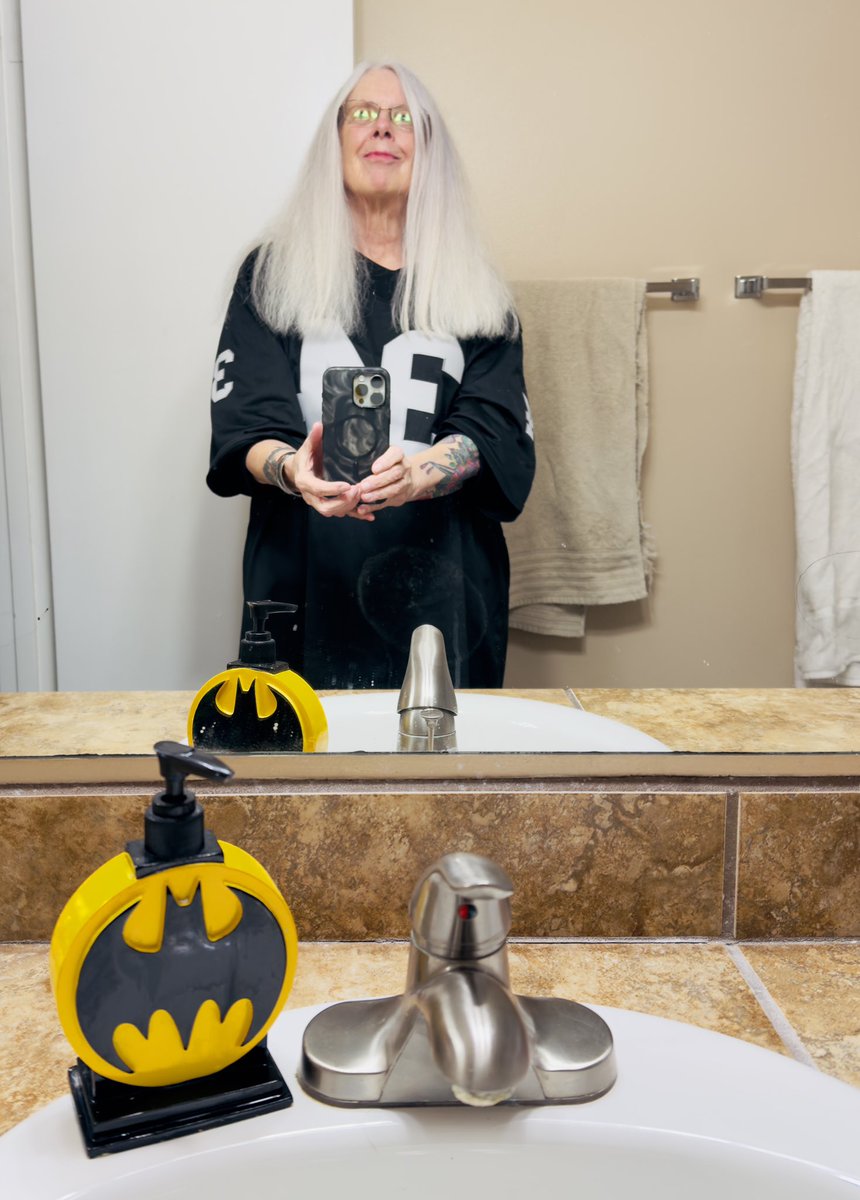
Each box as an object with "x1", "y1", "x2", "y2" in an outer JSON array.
[
  {"x1": 2, "y1": 780, "x2": 856, "y2": 941},
  {"x1": 736, "y1": 792, "x2": 860, "y2": 938}
]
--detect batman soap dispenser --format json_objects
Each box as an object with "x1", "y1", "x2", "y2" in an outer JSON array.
[
  {"x1": 188, "y1": 600, "x2": 327, "y2": 752},
  {"x1": 49, "y1": 741, "x2": 299, "y2": 1156}
]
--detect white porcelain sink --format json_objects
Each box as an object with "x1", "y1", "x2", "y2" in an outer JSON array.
[
  {"x1": 320, "y1": 692, "x2": 670, "y2": 752},
  {"x1": 3, "y1": 1005, "x2": 859, "y2": 1198}
]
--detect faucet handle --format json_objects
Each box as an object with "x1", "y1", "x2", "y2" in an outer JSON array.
[
  {"x1": 430, "y1": 853, "x2": 513, "y2": 899},
  {"x1": 409, "y1": 852, "x2": 513, "y2": 960}
]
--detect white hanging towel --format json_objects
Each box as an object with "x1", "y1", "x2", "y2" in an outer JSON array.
[{"x1": 793, "y1": 270, "x2": 860, "y2": 685}]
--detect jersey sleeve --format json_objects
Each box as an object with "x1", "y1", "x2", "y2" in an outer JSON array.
[
  {"x1": 206, "y1": 252, "x2": 307, "y2": 498},
  {"x1": 436, "y1": 332, "x2": 535, "y2": 522}
]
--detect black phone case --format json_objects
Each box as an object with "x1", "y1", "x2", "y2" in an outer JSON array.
[{"x1": 321, "y1": 366, "x2": 390, "y2": 484}]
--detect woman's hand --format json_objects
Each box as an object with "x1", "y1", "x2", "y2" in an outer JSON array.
[
  {"x1": 289, "y1": 422, "x2": 369, "y2": 518},
  {"x1": 247, "y1": 424, "x2": 372, "y2": 519},
  {"x1": 352, "y1": 434, "x2": 481, "y2": 519},
  {"x1": 249, "y1": 430, "x2": 481, "y2": 520},
  {"x1": 349, "y1": 444, "x2": 417, "y2": 519}
]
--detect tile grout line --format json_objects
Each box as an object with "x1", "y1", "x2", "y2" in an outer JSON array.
[
  {"x1": 8, "y1": 936, "x2": 859, "y2": 948},
  {"x1": 721, "y1": 790, "x2": 740, "y2": 938},
  {"x1": 725, "y1": 942, "x2": 818, "y2": 1069}
]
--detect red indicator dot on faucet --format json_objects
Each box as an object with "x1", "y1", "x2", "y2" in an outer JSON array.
[{"x1": 458, "y1": 903, "x2": 477, "y2": 920}]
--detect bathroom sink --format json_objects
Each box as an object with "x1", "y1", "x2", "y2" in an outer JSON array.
[
  {"x1": 3, "y1": 1005, "x2": 859, "y2": 1198},
  {"x1": 320, "y1": 692, "x2": 670, "y2": 752}
]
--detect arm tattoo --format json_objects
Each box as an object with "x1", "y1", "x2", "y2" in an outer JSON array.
[
  {"x1": 418, "y1": 434, "x2": 480, "y2": 499},
  {"x1": 263, "y1": 445, "x2": 298, "y2": 494}
]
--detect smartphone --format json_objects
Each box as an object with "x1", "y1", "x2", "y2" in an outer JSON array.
[{"x1": 321, "y1": 366, "x2": 391, "y2": 485}]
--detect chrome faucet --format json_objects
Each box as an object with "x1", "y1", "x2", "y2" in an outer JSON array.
[
  {"x1": 298, "y1": 853, "x2": 617, "y2": 1107},
  {"x1": 396, "y1": 625, "x2": 457, "y2": 751}
]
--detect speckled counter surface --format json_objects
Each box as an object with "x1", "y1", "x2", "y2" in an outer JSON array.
[
  {"x1": 4, "y1": 688, "x2": 860, "y2": 755},
  {"x1": 1, "y1": 690, "x2": 575, "y2": 758},
  {"x1": 1, "y1": 940, "x2": 858, "y2": 1138},
  {"x1": 576, "y1": 686, "x2": 860, "y2": 753}
]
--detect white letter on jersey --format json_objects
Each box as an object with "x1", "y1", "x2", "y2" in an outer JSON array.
[
  {"x1": 523, "y1": 392, "x2": 534, "y2": 440},
  {"x1": 211, "y1": 349, "x2": 235, "y2": 402},
  {"x1": 381, "y1": 332, "x2": 464, "y2": 455}
]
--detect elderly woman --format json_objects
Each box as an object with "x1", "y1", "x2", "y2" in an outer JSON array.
[{"x1": 207, "y1": 62, "x2": 534, "y2": 689}]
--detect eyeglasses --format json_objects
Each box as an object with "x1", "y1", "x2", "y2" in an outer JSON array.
[{"x1": 341, "y1": 99, "x2": 414, "y2": 130}]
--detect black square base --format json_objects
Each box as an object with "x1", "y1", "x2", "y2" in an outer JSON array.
[{"x1": 68, "y1": 1041, "x2": 293, "y2": 1157}]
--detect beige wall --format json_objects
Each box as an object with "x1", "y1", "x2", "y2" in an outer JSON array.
[{"x1": 355, "y1": 0, "x2": 860, "y2": 687}]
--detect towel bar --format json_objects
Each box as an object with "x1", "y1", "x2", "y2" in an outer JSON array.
[
  {"x1": 645, "y1": 278, "x2": 700, "y2": 302},
  {"x1": 735, "y1": 275, "x2": 812, "y2": 298}
]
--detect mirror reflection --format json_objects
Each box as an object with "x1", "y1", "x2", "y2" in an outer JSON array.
[
  {"x1": 5, "y1": 1, "x2": 859, "y2": 757},
  {"x1": 208, "y1": 60, "x2": 534, "y2": 693}
]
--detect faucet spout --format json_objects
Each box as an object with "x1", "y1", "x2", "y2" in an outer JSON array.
[
  {"x1": 397, "y1": 626, "x2": 457, "y2": 751},
  {"x1": 413, "y1": 969, "x2": 532, "y2": 1104}
]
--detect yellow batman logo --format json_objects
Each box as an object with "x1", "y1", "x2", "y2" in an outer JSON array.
[
  {"x1": 187, "y1": 667, "x2": 328, "y2": 752},
  {"x1": 50, "y1": 843, "x2": 298, "y2": 1087},
  {"x1": 215, "y1": 669, "x2": 280, "y2": 719},
  {"x1": 122, "y1": 868, "x2": 243, "y2": 952},
  {"x1": 113, "y1": 999, "x2": 254, "y2": 1086}
]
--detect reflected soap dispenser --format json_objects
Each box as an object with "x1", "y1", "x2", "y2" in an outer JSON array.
[
  {"x1": 188, "y1": 599, "x2": 327, "y2": 752},
  {"x1": 49, "y1": 740, "x2": 299, "y2": 1156}
]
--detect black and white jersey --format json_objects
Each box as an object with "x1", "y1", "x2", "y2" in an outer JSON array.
[{"x1": 208, "y1": 252, "x2": 535, "y2": 689}]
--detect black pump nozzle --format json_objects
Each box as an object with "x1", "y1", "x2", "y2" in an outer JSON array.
[
  {"x1": 229, "y1": 600, "x2": 297, "y2": 671},
  {"x1": 144, "y1": 740, "x2": 234, "y2": 861}
]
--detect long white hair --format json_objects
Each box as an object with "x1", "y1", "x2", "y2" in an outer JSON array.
[{"x1": 251, "y1": 60, "x2": 517, "y2": 340}]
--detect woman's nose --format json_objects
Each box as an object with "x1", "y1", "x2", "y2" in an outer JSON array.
[{"x1": 372, "y1": 111, "x2": 395, "y2": 134}]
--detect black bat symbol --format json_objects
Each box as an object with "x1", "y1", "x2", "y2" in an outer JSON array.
[
  {"x1": 75, "y1": 886, "x2": 286, "y2": 1074},
  {"x1": 193, "y1": 677, "x2": 303, "y2": 752}
]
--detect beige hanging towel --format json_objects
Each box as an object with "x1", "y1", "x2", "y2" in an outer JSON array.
[{"x1": 506, "y1": 280, "x2": 654, "y2": 637}]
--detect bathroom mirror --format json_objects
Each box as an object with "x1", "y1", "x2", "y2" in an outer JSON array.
[
  {"x1": 3, "y1": 686, "x2": 860, "y2": 785},
  {"x1": 6, "y1": 1, "x2": 859, "y2": 709}
]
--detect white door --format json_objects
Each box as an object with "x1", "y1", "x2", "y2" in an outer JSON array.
[{"x1": 18, "y1": 0, "x2": 352, "y2": 689}]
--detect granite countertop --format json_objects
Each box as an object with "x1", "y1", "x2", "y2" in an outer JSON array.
[
  {"x1": 3, "y1": 687, "x2": 860, "y2": 756},
  {"x1": 576, "y1": 686, "x2": 860, "y2": 753},
  {"x1": 2, "y1": 939, "x2": 858, "y2": 1138}
]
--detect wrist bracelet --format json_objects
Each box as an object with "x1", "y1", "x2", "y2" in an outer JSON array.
[
  {"x1": 276, "y1": 449, "x2": 300, "y2": 496},
  {"x1": 263, "y1": 445, "x2": 300, "y2": 496}
]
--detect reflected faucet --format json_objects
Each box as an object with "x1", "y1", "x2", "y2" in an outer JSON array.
[
  {"x1": 396, "y1": 625, "x2": 457, "y2": 752},
  {"x1": 298, "y1": 853, "x2": 617, "y2": 1107}
]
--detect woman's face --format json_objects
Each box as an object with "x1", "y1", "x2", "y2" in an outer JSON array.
[{"x1": 340, "y1": 68, "x2": 414, "y2": 204}]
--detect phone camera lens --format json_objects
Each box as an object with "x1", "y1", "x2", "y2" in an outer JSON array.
[
  {"x1": 370, "y1": 375, "x2": 384, "y2": 388},
  {"x1": 354, "y1": 383, "x2": 368, "y2": 398}
]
